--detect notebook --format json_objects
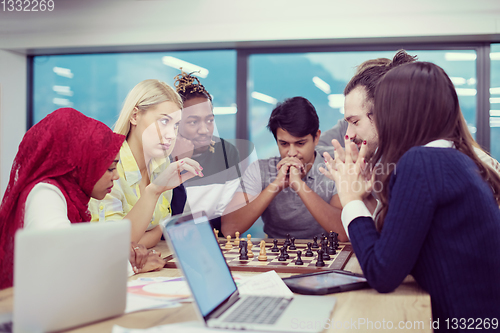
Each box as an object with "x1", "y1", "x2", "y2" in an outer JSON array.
[
  {"x1": 163, "y1": 211, "x2": 336, "y2": 332},
  {"x1": 13, "y1": 221, "x2": 131, "y2": 333}
]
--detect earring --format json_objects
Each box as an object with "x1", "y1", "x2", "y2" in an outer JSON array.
[{"x1": 209, "y1": 140, "x2": 215, "y2": 153}]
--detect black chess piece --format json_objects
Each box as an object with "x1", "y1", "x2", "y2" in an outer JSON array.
[
  {"x1": 321, "y1": 232, "x2": 326, "y2": 241},
  {"x1": 334, "y1": 232, "x2": 339, "y2": 249},
  {"x1": 305, "y1": 242, "x2": 314, "y2": 257},
  {"x1": 328, "y1": 233, "x2": 336, "y2": 255},
  {"x1": 283, "y1": 245, "x2": 290, "y2": 259},
  {"x1": 321, "y1": 241, "x2": 331, "y2": 260},
  {"x1": 295, "y1": 250, "x2": 304, "y2": 265},
  {"x1": 289, "y1": 237, "x2": 297, "y2": 250},
  {"x1": 284, "y1": 233, "x2": 291, "y2": 247},
  {"x1": 312, "y1": 236, "x2": 319, "y2": 248},
  {"x1": 315, "y1": 249, "x2": 325, "y2": 267},
  {"x1": 278, "y1": 247, "x2": 287, "y2": 261},
  {"x1": 271, "y1": 239, "x2": 279, "y2": 252},
  {"x1": 239, "y1": 240, "x2": 249, "y2": 260}
]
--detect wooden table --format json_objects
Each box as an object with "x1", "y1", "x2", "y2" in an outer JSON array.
[{"x1": 0, "y1": 241, "x2": 432, "y2": 332}]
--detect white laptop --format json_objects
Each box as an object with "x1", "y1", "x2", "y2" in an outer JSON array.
[
  {"x1": 13, "y1": 221, "x2": 131, "y2": 333},
  {"x1": 163, "y1": 211, "x2": 336, "y2": 332}
]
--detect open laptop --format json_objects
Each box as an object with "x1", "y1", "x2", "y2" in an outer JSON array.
[
  {"x1": 13, "y1": 221, "x2": 131, "y2": 333},
  {"x1": 163, "y1": 211, "x2": 336, "y2": 332}
]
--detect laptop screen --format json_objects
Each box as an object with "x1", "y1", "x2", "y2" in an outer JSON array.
[{"x1": 165, "y1": 212, "x2": 237, "y2": 317}]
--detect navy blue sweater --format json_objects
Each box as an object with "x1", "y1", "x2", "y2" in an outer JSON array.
[{"x1": 349, "y1": 147, "x2": 500, "y2": 330}]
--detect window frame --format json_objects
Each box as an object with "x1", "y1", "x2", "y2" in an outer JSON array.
[{"x1": 28, "y1": 42, "x2": 493, "y2": 152}]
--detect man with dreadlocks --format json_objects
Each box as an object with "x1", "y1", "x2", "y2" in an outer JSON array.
[
  {"x1": 172, "y1": 71, "x2": 248, "y2": 235},
  {"x1": 221, "y1": 97, "x2": 347, "y2": 241}
]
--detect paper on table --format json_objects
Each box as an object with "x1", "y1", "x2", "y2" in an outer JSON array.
[
  {"x1": 237, "y1": 270, "x2": 293, "y2": 298},
  {"x1": 127, "y1": 277, "x2": 192, "y2": 302},
  {"x1": 125, "y1": 293, "x2": 181, "y2": 314}
]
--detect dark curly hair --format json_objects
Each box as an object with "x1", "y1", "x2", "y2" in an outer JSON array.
[{"x1": 173, "y1": 70, "x2": 212, "y2": 103}]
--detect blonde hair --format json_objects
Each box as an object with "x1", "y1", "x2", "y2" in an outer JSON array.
[{"x1": 114, "y1": 79, "x2": 183, "y2": 135}]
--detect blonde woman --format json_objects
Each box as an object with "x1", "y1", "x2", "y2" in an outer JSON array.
[{"x1": 89, "y1": 80, "x2": 203, "y2": 248}]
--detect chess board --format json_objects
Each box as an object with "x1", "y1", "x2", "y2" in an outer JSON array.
[{"x1": 164, "y1": 238, "x2": 353, "y2": 274}]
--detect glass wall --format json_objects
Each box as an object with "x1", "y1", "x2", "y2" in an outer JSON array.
[
  {"x1": 490, "y1": 44, "x2": 500, "y2": 160},
  {"x1": 33, "y1": 50, "x2": 237, "y2": 139},
  {"x1": 33, "y1": 48, "x2": 480, "y2": 160},
  {"x1": 249, "y1": 49, "x2": 477, "y2": 159},
  {"x1": 30, "y1": 46, "x2": 490, "y2": 238}
]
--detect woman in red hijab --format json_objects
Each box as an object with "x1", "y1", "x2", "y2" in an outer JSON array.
[{"x1": 0, "y1": 108, "x2": 160, "y2": 290}]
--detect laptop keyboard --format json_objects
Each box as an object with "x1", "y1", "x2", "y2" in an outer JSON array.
[{"x1": 223, "y1": 296, "x2": 291, "y2": 325}]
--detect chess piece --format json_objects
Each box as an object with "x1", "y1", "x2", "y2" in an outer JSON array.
[
  {"x1": 258, "y1": 240, "x2": 268, "y2": 261},
  {"x1": 284, "y1": 233, "x2": 291, "y2": 247},
  {"x1": 289, "y1": 237, "x2": 297, "y2": 250},
  {"x1": 322, "y1": 250, "x2": 331, "y2": 261},
  {"x1": 315, "y1": 249, "x2": 325, "y2": 267},
  {"x1": 283, "y1": 245, "x2": 290, "y2": 259},
  {"x1": 234, "y1": 232, "x2": 240, "y2": 246},
  {"x1": 334, "y1": 232, "x2": 339, "y2": 249},
  {"x1": 247, "y1": 241, "x2": 254, "y2": 258},
  {"x1": 322, "y1": 239, "x2": 331, "y2": 260},
  {"x1": 271, "y1": 239, "x2": 279, "y2": 252},
  {"x1": 295, "y1": 250, "x2": 304, "y2": 265},
  {"x1": 213, "y1": 228, "x2": 219, "y2": 243},
  {"x1": 305, "y1": 242, "x2": 314, "y2": 257},
  {"x1": 278, "y1": 247, "x2": 287, "y2": 261},
  {"x1": 328, "y1": 232, "x2": 336, "y2": 255},
  {"x1": 312, "y1": 236, "x2": 319, "y2": 248},
  {"x1": 247, "y1": 234, "x2": 253, "y2": 248},
  {"x1": 225, "y1": 235, "x2": 232, "y2": 250},
  {"x1": 239, "y1": 240, "x2": 249, "y2": 260}
]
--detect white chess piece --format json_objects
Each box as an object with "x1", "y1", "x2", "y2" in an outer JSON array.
[{"x1": 258, "y1": 240, "x2": 267, "y2": 261}]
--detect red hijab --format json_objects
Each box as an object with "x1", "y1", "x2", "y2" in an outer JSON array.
[{"x1": 0, "y1": 108, "x2": 125, "y2": 289}]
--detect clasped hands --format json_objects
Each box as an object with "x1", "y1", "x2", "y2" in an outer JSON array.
[
  {"x1": 319, "y1": 139, "x2": 374, "y2": 207},
  {"x1": 272, "y1": 157, "x2": 306, "y2": 192}
]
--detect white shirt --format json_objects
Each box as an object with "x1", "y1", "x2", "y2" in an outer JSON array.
[
  {"x1": 24, "y1": 182, "x2": 135, "y2": 276},
  {"x1": 24, "y1": 183, "x2": 70, "y2": 229}
]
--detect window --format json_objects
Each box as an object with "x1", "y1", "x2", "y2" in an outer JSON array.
[
  {"x1": 490, "y1": 44, "x2": 500, "y2": 160},
  {"x1": 248, "y1": 49, "x2": 477, "y2": 159},
  {"x1": 33, "y1": 50, "x2": 237, "y2": 139}
]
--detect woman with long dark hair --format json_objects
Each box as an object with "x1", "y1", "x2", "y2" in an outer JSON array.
[{"x1": 325, "y1": 62, "x2": 500, "y2": 329}]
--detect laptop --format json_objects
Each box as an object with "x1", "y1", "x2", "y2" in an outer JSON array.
[
  {"x1": 13, "y1": 221, "x2": 131, "y2": 333},
  {"x1": 163, "y1": 211, "x2": 336, "y2": 332}
]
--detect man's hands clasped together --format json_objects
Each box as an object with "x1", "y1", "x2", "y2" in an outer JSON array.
[{"x1": 272, "y1": 157, "x2": 307, "y2": 192}]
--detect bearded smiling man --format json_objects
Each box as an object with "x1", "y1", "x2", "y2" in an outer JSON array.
[{"x1": 318, "y1": 49, "x2": 500, "y2": 215}]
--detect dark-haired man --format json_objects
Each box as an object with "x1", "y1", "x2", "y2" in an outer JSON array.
[{"x1": 222, "y1": 97, "x2": 346, "y2": 240}]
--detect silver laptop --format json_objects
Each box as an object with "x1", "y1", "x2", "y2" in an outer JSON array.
[
  {"x1": 163, "y1": 211, "x2": 336, "y2": 332},
  {"x1": 13, "y1": 221, "x2": 131, "y2": 333}
]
